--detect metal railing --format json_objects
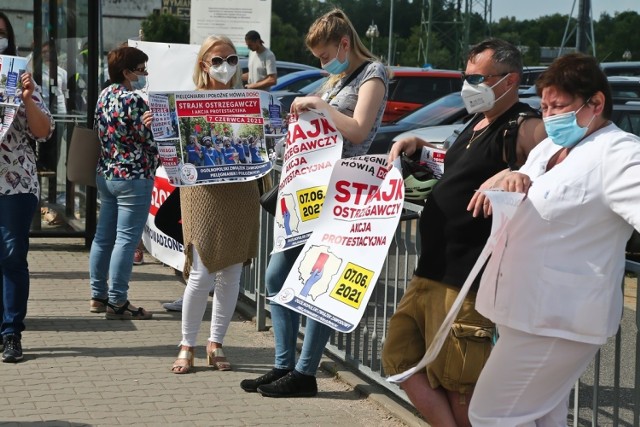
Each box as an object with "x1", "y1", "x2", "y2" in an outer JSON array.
[{"x1": 239, "y1": 166, "x2": 640, "y2": 424}]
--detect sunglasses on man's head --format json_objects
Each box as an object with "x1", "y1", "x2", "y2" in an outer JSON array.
[
  {"x1": 461, "y1": 72, "x2": 509, "y2": 85},
  {"x1": 207, "y1": 54, "x2": 239, "y2": 67}
]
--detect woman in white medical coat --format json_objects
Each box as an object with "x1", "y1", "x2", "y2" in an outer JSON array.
[{"x1": 469, "y1": 53, "x2": 640, "y2": 426}]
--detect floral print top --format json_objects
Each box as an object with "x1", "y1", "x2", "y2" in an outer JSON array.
[
  {"x1": 94, "y1": 84, "x2": 158, "y2": 180},
  {"x1": 0, "y1": 89, "x2": 54, "y2": 198}
]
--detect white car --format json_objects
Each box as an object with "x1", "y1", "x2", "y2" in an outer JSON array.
[{"x1": 391, "y1": 123, "x2": 464, "y2": 150}]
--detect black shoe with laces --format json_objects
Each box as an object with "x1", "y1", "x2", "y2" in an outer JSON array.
[
  {"x1": 257, "y1": 370, "x2": 317, "y2": 398},
  {"x1": 240, "y1": 368, "x2": 291, "y2": 392},
  {"x1": 2, "y1": 334, "x2": 23, "y2": 363}
]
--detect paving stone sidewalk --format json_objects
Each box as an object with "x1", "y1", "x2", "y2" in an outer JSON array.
[{"x1": 0, "y1": 238, "x2": 425, "y2": 426}]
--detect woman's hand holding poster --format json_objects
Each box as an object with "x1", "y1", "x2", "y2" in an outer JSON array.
[{"x1": 269, "y1": 155, "x2": 404, "y2": 332}]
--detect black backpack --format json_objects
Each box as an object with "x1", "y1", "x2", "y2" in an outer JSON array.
[{"x1": 503, "y1": 109, "x2": 542, "y2": 171}]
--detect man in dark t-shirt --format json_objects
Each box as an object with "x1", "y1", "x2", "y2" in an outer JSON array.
[{"x1": 381, "y1": 38, "x2": 546, "y2": 426}]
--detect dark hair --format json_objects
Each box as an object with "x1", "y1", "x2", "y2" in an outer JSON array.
[
  {"x1": 245, "y1": 30, "x2": 263, "y2": 43},
  {"x1": 107, "y1": 46, "x2": 148, "y2": 84},
  {"x1": 536, "y1": 53, "x2": 613, "y2": 119},
  {"x1": 468, "y1": 38, "x2": 523, "y2": 78},
  {"x1": 0, "y1": 12, "x2": 17, "y2": 56}
]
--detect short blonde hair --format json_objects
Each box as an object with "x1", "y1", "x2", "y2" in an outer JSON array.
[{"x1": 193, "y1": 35, "x2": 243, "y2": 90}]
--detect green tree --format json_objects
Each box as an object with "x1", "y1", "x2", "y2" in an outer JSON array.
[
  {"x1": 596, "y1": 11, "x2": 640, "y2": 62},
  {"x1": 270, "y1": 14, "x2": 312, "y2": 65},
  {"x1": 141, "y1": 13, "x2": 189, "y2": 44},
  {"x1": 238, "y1": 124, "x2": 262, "y2": 139}
]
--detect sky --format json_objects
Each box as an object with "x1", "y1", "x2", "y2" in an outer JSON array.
[{"x1": 491, "y1": 0, "x2": 640, "y2": 21}]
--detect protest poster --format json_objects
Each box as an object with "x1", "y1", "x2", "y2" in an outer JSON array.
[
  {"x1": 149, "y1": 93, "x2": 177, "y2": 139},
  {"x1": 417, "y1": 145, "x2": 446, "y2": 178},
  {"x1": 148, "y1": 89, "x2": 285, "y2": 185},
  {"x1": 141, "y1": 166, "x2": 185, "y2": 271},
  {"x1": 0, "y1": 55, "x2": 27, "y2": 107},
  {"x1": 269, "y1": 155, "x2": 404, "y2": 333},
  {"x1": 387, "y1": 190, "x2": 525, "y2": 383},
  {"x1": 272, "y1": 110, "x2": 343, "y2": 252},
  {"x1": 0, "y1": 55, "x2": 28, "y2": 142}
]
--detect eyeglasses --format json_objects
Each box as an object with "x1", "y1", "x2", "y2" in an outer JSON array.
[
  {"x1": 461, "y1": 72, "x2": 509, "y2": 85},
  {"x1": 131, "y1": 67, "x2": 148, "y2": 74},
  {"x1": 206, "y1": 54, "x2": 239, "y2": 67}
]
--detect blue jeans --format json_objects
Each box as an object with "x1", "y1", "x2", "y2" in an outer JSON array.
[
  {"x1": 266, "y1": 246, "x2": 333, "y2": 376},
  {"x1": 90, "y1": 176, "x2": 153, "y2": 305},
  {"x1": 0, "y1": 193, "x2": 38, "y2": 338}
]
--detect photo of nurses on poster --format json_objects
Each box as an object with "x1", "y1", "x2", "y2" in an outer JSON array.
[{"x1": 148, "y1": 89, "x2": 285, "y2": 186}]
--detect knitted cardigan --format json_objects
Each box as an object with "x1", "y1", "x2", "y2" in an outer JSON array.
[{"x1": 180, "y1": 180, "x2": 260, "y2": 275}]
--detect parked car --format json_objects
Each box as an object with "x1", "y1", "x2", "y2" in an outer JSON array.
[
  {"x1": 239, "y1": 58, "x2": 319, "y2": 79},
  {"x1": 273, "y1": 66, "x2": 462, "y2": 123},
  {"x1": 607, "y1": 76, "x2": 640, "y2": 102},
  {"x1": 392, "y1": 98, "x2": 640, "y2": 151},
  {"x1": 388, "y1": 96, "x2": 542, "y2": 150},
  {"x1": 366, "y1": 91, "x2": 474, "y2": 154},
  {"x1": 272, "y1": 77, "x2": 328, "y2": 112},
  {"x1": 269, "y1": 69, "x2": 327, "y2": 92},
  {"x1": 520, "y1": 66, "x2": 547, "y2": 88},
  {"x1": 520, "y1": 76, "x2": 640, "y2": 103},
  {"x1": 600, "y1": 61, "x2": 640, "y2": 77},
  {"x1": 384, "y1": 68, "x2": 462, "y2": 123}
]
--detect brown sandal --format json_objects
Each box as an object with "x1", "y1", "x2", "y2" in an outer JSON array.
[
  {"x1": 172, "y1": 347, "x2": 194, "y2": 374},
  {"x1": 207, "y1": 346, "x2": 231, "y2": 371}
]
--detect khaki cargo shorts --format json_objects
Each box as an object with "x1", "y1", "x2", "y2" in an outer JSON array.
[{"x1": 381, "y1": 276, "x2": 495, "y2": 394}]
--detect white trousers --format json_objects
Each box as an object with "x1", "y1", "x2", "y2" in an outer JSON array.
[
  {"x1": 469, "y1": 325, "x2": 600, "y2": 427},
  {"x1": 180, "y1": 248, "x2": 242, "y2": 347}
]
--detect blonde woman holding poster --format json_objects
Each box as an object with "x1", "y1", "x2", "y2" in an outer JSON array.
[
  {"x1": 240, "y1": 8, "x2": 389, "y2": 398},
  {"x1": 171, "y1": 35, "x2": 260, "y2": 374}
]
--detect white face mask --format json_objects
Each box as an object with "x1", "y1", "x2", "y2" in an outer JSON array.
[
  {"x1": 208, "y1": 63, "x2": 236, "y2": 85},
  {"x1": 0, "y1": 38, "x2": 8, "y2": 54},
  {"x1": 461, "y1": 74, "x2": 510, "y2": 114}
]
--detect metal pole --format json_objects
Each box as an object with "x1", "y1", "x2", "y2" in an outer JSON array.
[
  {"x1": 426, "y1": 0, "x2": 432, "y2": 66},
  {"x1": 576, "y1": 0, "x2": 589, "y2": 53},
  {"x1": 388, "y1": 0, "x2": 394, "y2": 65},
  {"x1": 85, "y1": 0, "x2": 100, "y2": 247}
]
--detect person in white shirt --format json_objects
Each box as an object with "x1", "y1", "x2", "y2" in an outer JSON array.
[
  {"x1": 242, "y1": 30, "x2": 277, "y2": 90},
  {"x1": 26, "y1": 41, "x2": 69, "y2": 171},
  {"x1": 469, "y1": 53, "x2": 640, "y2": 426},
  {"x1": 41, "y1": 42, "x2": 68, "y2": 115},
  {"x1": 27, "y1": 42, "x2": 68, "y2": 114}
]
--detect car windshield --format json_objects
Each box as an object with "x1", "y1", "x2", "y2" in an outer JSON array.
[{"x1": 395, "y1": 92, "x2": 466, "y2": 126}]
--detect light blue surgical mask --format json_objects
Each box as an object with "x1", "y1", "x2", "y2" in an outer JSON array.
[
  {"x1": 322, "y1": 43, "x2": 349, "y2": 75},
  {"x1": 543, "y1": 102, "x2": 595, "y2": 148},
  {"x1": 131, "y1": 75, "x2": 147, "y2": 91}
]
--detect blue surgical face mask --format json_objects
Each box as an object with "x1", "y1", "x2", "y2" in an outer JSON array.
[
  {"x1": 543, "y1": 102, "x2": 595, "y2": 148},
  {"x1": 131, "y1": 75, "x2": 147, "y2": 91},
  {"x1": 322, "y1": 43, "x2": 349, "y2": 75}
]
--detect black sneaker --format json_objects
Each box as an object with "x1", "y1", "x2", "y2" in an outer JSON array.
[
  {"x1": 240, "y1": 368, "x2": 291, "y2": 392},
  {"x1": 257, "y1": 371, "x2": 317, "y2": 398},
  {"x1": 2, "y1": 334, "x2": 23, "y2": 363}
]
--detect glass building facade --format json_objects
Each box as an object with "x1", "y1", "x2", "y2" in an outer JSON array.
[{"x1": 1, "y1": 1, "x2": 101, "y2": 246}]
